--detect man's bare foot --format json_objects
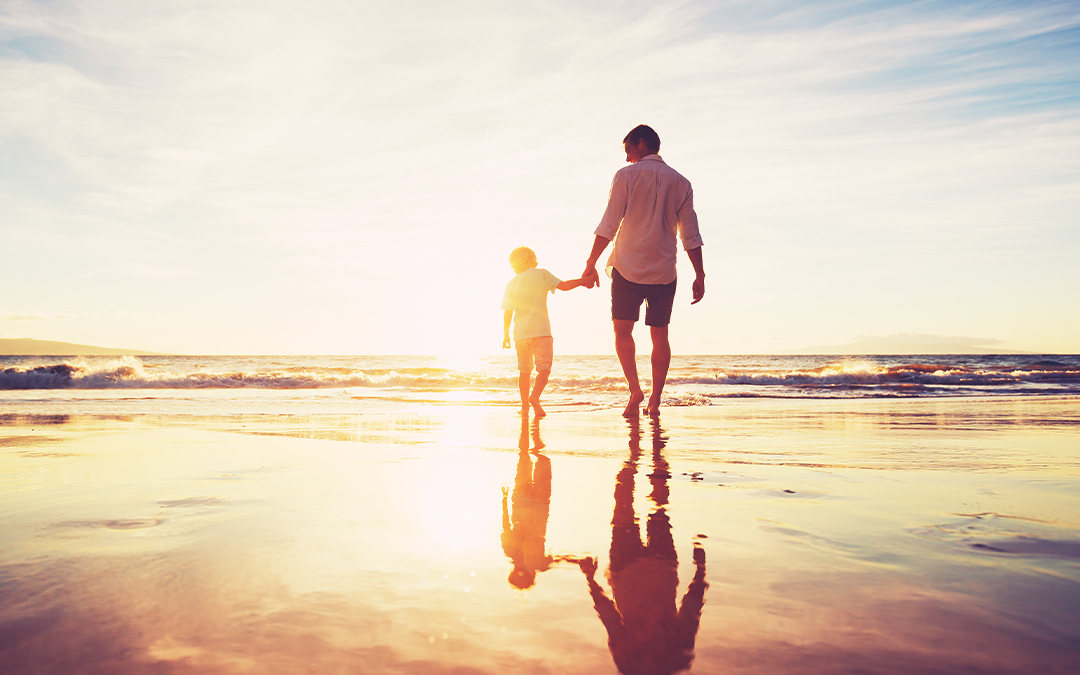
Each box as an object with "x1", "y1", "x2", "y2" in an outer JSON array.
[
  {"x1": 645, "y1": 393, "x2": 662, "y2": 416},
  {"x1": 520, "y1": 405, "x2": 530, "y2": 417},
  {"x1": 530, "y1": 400, "x2": 546, "y2": 418},
  {"x1": 623, "y1": 390, "x2": 645, "y2": 417}
]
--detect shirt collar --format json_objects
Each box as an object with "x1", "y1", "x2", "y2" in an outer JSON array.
[{"x1": 639, "y1": 154, "x2": 664, "y2": 163}]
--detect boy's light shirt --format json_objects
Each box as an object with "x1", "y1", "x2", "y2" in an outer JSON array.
[{"x1": 502, "y1": 268, "x2": 563, "y2": 340}]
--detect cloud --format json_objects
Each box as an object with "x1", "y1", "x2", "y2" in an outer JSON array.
[
  {"x1": 83, "y1": 263, "x2": 199, "y2": 279},
  {"x1": 2, "y1": 311, "x2": 74, "y2": 321}
]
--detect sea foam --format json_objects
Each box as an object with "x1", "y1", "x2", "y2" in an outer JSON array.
[{"x1": 1, "y1": 355, "x2": 1078, "y2": 398}]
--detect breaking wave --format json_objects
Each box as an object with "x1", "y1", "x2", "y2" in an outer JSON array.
[
  {"x1": 0, "y1": 358, "x2": 518, "y2": 391},
  {"x1": 2, "y1": 355, "x2": 1078, "y2": 398},
  {"x1": 672, "y1": 361, "x2": 1080, "y2": 389}
]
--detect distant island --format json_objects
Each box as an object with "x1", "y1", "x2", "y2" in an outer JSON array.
[
  {"x1": 0, "y1": 338, "x2": 168, "y2": 356},
  {"x1": 785, "y1": 333, "x2": 1032, "y2": 355}
]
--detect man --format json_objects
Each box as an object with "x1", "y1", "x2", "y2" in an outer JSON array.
[
  {"x1": 582, "y1": 124, "x2": 705, "y2": 417},
  {"x1": 578, "y1": 417, "x2": 708, "y2": 673}
]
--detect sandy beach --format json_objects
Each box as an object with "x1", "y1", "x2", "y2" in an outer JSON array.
[{"x1": 2, "y1": 395, "x2": 1078, "y2": 674}]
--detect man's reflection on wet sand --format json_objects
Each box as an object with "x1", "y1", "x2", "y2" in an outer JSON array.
[
  {"x1": 501, "y1": 417, "x2": 552, "y2": 589},
  {"x1": 579, "y1": 417, "x2": 708, "y2": 675}
]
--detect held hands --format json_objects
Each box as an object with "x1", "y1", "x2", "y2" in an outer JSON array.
[
  {"x1": 578, "y1": 556, "x2": 598, "y2": 579},
  {"x1": 581, "y1": 266, "x2": 600, "y2": 289}
]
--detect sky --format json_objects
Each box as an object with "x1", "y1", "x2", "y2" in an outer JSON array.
[{"x1": 1, "y1": 0, "x2": 1078, "y2": 355}]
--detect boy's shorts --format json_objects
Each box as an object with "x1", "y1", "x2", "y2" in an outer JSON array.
[
  {"x1": 515, "y1": 336, "x2": 553, "y2": 373},
  {"x1": 611, "y1": 268, "x2": 677, "y2": 327}
]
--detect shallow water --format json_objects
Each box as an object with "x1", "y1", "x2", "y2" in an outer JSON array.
[{"x1": 2, "y1": 398, "x2": 1079, "y2": 673}]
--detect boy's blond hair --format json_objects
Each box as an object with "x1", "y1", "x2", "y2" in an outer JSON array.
[{"x1": 508, "y1": 246, "x2": 537, "y2": 273}]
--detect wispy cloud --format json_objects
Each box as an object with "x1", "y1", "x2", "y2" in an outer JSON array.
[
  {"x1": 1, "y1": 1, "x2": 1078, "y2": 353},
  {"x1": 2, "y1": 311, "x2": 82, "y2": 321},
  {"x1": 82, "y1": 264, "x2": 199, "y2": 279},
  {"x1": 3, "y1": 311, "x2": 53, "y2": 321}
]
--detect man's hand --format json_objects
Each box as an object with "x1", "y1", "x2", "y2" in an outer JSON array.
[
  {"x1": 578, "y1": 556, "x2": 598, "y2": 579},
  {"x1": 502, "y1": 336, "x2": 511, "y2": 349},
  {"x1": 583, "y1": 236, "x2": 611, "y2": 289},
  {"x1": 581, "y1": 266, "x2": 600, "y2": 289},
  {"x1": 686, "y1": 247, "x2": 705, "y2": 304}
]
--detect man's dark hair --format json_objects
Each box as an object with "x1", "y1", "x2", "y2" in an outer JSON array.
[{"x1": 623, "y1": 124, "x2": 660, "y2": 153}]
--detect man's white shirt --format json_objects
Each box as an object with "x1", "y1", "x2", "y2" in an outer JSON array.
[{"x1": 594, "y1": 154, "x2": 703, "y2": 285}]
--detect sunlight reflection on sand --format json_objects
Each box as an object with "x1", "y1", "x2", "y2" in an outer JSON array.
[{"x1": 1, "y1": 398, "x2": 1079, "y2": 673}]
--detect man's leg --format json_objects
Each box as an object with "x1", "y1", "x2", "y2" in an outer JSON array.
[
  {"x1": 530, "y1": 369, "x2": 549, "y2": 418},
  {"x1": 614, "y1": 319, "x2": 644, "y2": 417},
  {"x1": 641, "y1": 276, "x2": 676, "y2": 416},
  {"x1": 646, "y1": 326, "x2": 670, "y2": 415}
]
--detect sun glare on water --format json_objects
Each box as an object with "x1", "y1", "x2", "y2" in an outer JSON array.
[
  {"x1": 409, "y1": 408, "x2": 506, "y2": 552},
  {"x1": 820, "y1": 361, "x2": 879, "y2": 376},
  {"x1": 415, "y1": 460, "x2": 502, "y2": 552},
  {"x1": 433, "y1": 353, "x2": 492, "y2": 374}
]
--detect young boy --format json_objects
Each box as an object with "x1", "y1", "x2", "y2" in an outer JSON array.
[{"x1": 502, "y1": 246, "x2": 587, "y2": 417}]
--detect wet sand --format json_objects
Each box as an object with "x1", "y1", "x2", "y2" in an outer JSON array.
[{"x1": 2, "y1": 397, "x2": 1079, "y2": 674}]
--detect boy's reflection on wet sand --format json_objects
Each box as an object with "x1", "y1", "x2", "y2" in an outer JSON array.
[
  {"x1": 501, "y1": 417, "x2": 552, "y2": 589},
  {"x1": 579, "y1": 417, "x2": 708, "y2": 675}
]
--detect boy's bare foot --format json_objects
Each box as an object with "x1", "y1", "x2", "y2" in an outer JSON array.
[
  {"x1": 520, "y1": 405, "x2": 530, "y2": 417},
  {"x1": 530, "y1": 400, "x2": 546, "y2": 418},
  {"x1": 622, "y1": 390, "x2": 645, "y2": 417},
  {"x1": 645, "y1": 393, "x2": 662, "y2": 416}
]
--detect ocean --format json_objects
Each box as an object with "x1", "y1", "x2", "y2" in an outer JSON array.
[{"x1": 2, "y1": 354, "x2": 1078, "y2": 417}]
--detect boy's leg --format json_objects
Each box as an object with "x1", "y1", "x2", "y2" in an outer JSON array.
[
  {"x1": 529, "y1": 337, "x2": 554, "y2": 418},
  {"x1": 530, "y1": 370, "x2": 549, "y2": 417},
  {"x1": 515, "y1": 339, "x2": 532, "y2": 415},
  {"x1": 518, "y1": 371, "x2": 530, "y2": 414}
]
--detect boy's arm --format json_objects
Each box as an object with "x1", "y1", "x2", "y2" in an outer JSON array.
[
  {"x1": 556, "y1": 278, "x2": 587, "y2": 291},
  {"x1": 503, "y1": 310, "x2": 513, "y2": 349}
]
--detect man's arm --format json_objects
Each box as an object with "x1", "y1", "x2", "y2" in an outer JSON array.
[
  {"x1": 582, "y1": 235, "x2": 611, "y2": 288},
  {"x1": 584, "y1": 169, "x2": 626, "y2": 288},
  {"x1": 686, "y1": 246, "x2": 705, "y2": 304},
  {"x1": 676, "y1": 183, "x2": 704, "y2": 305},
  {"x1": 503, "y1": 310, "x2": 513, "y2": 349},
  {"x1": 677, "y1": 545, "x2": 708, "y2": 650},
  {"x1": 578, "y1": 557, "x2": 626, "y2": 644}
]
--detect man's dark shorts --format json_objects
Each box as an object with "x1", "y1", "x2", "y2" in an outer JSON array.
[{"x1": 611, "y1": 268, "x2": 677, "y2": 327}]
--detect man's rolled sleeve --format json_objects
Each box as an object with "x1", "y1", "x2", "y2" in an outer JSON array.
[
  {"x1": 594, "y1": 172, "x2": 628, "y2": 240},
  {"x1": 677, "y1": 188, "x2": 703, "y2": 250}
]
